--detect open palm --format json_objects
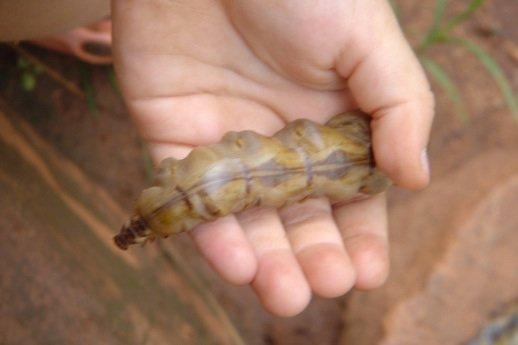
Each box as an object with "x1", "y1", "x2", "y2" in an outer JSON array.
[{"x1": 112, "y1": 0, "x2": 434, "y2": 316}]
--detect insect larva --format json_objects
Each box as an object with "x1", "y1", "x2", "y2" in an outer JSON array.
[{"x1": 114, "y1": 111, "x2": 391, "y2": 250}]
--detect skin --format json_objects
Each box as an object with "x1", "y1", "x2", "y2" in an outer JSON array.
[
  {"x1": 112, "y1": 0, "x2": 434, "y2": 316},
  {"x1": 108, "y1": 0, "x2": 434, "y2": 317},
  {"x1": 0, "y1": 0, "x2": 433, "y2": 318}
]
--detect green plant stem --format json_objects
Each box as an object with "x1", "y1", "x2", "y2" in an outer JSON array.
[
  {"x1": 447, "y1": 37, "x2": 518, "y2": 120},
  {"x1": 421, "y1": 57, "x2": 469, "y2": 123},
  {"x1": 417, "y1": 0, "x2": 487, "y2": 55},
  {"x1": 443, "y1": 0, "x2": 486, "y2": 34},
  {"x1": 418, "y1": 0, "x2": 448, "y2": 53},
  {"x1": 78, "y1": 63, "x2": 99, "y2": 117},
  {"x1": 388, "y1": 0, "x2": 402, "y2": 22}
]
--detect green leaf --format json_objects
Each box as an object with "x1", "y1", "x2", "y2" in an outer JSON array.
[
  {"x1": 20, "y1": 71, "x2": 36, "y2": 91},
  {"x1": 421, "y1": 57, "x2": 469, "y2": 123},
  {"x1": 79, "y1": 63, "x2": 99, "y2": 117},
  {"x1": 107, "y1": 68, "x2": 122, "y2": 99},
  {"x1": 452, "y1": 37, "x2": 518, "y2": 121},
  {"x1": 418, "y1": 0, "x2": 448, "y2": 53},
  {"x1": 444, "y1": 0, "x2": 486, "y2": 33}
]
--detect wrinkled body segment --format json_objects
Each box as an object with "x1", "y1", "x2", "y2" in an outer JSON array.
[{"x1": 114, "y1": 111, "x2": 391, "y2": 250}]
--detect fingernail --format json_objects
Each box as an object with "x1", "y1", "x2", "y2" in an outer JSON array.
[{"x1": 421, "y1": 148, "x2": 430, "y2": 176}]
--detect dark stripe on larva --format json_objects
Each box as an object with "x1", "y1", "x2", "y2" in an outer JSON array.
[
  {"x1": 237, "y1": 160, "x2": 252, "y2": 195},
  {"x1": 175, "y1": 185, "x2": 193, "y2": 211},
  {"x1": 150, "y1": 156, "x2": 369, "y2": 219}
]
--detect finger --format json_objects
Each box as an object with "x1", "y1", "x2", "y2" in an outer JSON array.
[
  {"x1": 147, "y1": 142, "x2": 193, "y2": 163},
  {"x1": 190, "y1": 215, "x2": 258, "y2": 285},
  {"x1": 127, "y1": 95, "x2": 284, "y2": 146},
  {"x1": 336, "y1": 0, "x2": 434, "y2": 189},
  {"x1": 279, "y1": 198, "x2": 356, "y2": 298},
  {"x1": 333, "y1": 193, "x2": 389, "y2": 290},
  {"x1": 237, "y1": 207, "x2": 311, "y2": 317}
]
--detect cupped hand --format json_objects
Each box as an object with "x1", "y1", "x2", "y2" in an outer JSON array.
[{"x1": 112, "y1": 0, "x2": 434, "y2": 316}]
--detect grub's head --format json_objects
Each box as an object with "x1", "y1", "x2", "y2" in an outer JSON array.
[{"x1": 113, "y1": 216, "x2": 154, "y2": 250}]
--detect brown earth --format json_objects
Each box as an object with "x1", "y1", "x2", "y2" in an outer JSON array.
[{"x1": 0, "y1": 0, "x2": 516, "y2": 344}]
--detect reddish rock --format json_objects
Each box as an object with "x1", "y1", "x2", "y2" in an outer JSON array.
[{"x1": 340, "y1": 106, "x2": 518, "y2": 345}]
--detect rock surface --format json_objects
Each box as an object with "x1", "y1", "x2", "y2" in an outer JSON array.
[
  {"x1": 339, "y1": 0, "x2": 518, "y2": 342},
  {"x1": 340, "y1": 105, "x2": 518, "y2": 345}
]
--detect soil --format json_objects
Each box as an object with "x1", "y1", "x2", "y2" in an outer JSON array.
[{"x1": 0, "y1": 0, "x2": 516, "y2": 344}]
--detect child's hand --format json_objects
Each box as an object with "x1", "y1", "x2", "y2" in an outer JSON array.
[{"x1": 112, "y1": 0, "x2": 434, "y2": 316}]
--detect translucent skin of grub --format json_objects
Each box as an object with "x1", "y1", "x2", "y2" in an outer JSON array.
[{"x1": 114, "y1": 111, "x2": 390, "y2": 250}]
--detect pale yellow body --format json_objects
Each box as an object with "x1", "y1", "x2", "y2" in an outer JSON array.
[{"x1": 115, "y1": 111, "x2": 390, "y2": 250}]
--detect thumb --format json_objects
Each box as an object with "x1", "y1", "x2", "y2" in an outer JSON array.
[{"x1": 337, "y1": 0, "x2": 434, "y2": 189}]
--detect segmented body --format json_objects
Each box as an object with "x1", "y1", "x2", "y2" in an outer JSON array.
[{"x1": 114, "y1": 111, "x2": 390, "y2": 250}]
